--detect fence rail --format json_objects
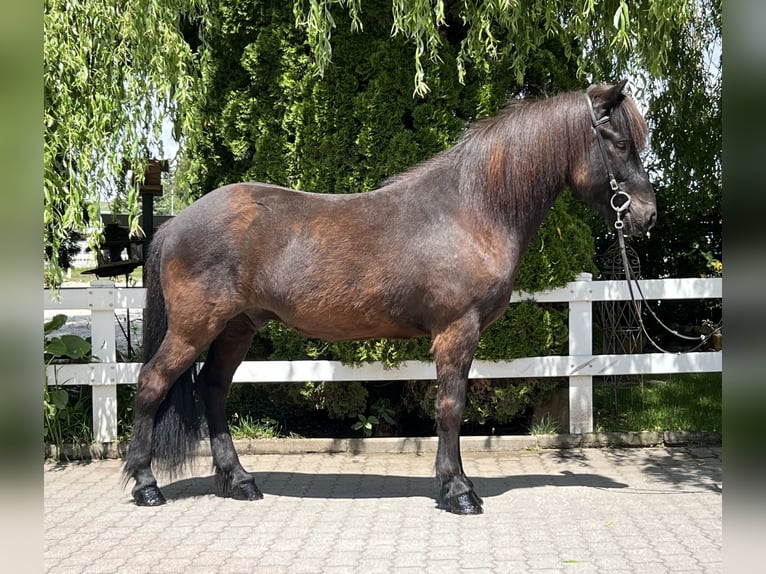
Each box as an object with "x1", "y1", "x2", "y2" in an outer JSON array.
[{"x1": 44, "y1": 274, "x2": 722, "y2": 442}]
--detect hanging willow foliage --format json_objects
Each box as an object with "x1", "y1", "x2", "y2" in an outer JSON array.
[
  {"x1": 43, "y1": 0, "x2": 207, "y2": 287},
  {"x1": 291, "y1": 0, "x2": 716, "y2": 96}
]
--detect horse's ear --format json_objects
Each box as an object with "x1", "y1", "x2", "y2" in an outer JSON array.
[
  {"x1": 590, "y1": 80, "x2": 628, "y2": 115},
  {"x1": 604, "y1": 79, "x2": 628, "y2": 110}
]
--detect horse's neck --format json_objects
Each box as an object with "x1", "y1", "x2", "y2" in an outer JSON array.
[
  {"x1": 385, "y1": 147, "x2": 566, "y2": 258},
  {"x1": 476, "y1": 172, "x2": 566, "y2": 249},
  {"x1": 504, "y1": 188, "x2": 564, "y2": 270}
]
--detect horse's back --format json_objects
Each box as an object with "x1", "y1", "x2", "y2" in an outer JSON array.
[{"x1": 154, "y1": 180, "x2": 513, "y2": 340}]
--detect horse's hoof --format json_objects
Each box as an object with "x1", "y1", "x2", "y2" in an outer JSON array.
[
  {"x1": 230, "y1": 480, "x2": 263, "y2": 501},
  {"x1": 133, "y1": 485, "x2": 166, "y2": 506},
  {"x1": 442, "y1": 491, "x2": 484, "y2": 515}
]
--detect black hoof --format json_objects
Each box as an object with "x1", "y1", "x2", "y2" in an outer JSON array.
[
  {"x1": 133, "y1": 485, "x2": 166, "y2": 506},
  {"x1": 230, "y1": 480, "x2": 263, "y2": 501},
  {"x1": 442, "y1": 490, "x2": 484, "y2": 515}
]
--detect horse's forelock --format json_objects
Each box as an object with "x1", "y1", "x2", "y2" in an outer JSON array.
[
  {"x1": 586, "y1": 84, "x2": 649, "y2": 152},
  {"x1": 612, "y1": 95, "x2": 649, "y2": 152}
]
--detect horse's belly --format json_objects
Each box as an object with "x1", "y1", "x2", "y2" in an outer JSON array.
[{"x1": 272, "y1": 302, "x2": 428, "y2": 342}]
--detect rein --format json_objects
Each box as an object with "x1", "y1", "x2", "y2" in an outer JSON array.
[{"x1": 585, "y1": 93, "x2": 721, "y2": 354}]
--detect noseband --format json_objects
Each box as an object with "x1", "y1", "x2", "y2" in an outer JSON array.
[{"x1": 585, "y1": 93, "x2": 631, "y2": 230}]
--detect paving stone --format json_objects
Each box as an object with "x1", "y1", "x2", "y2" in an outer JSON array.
[{"x1": 44, "y1": 447, "x2": 722, "y2": 574}]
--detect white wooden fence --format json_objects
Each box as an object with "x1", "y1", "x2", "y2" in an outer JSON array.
[{"x1": 44, "y1": 273, "x2": 722, "y2": 443}]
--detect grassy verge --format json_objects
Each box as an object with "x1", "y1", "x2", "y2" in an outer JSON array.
[
  {"x1": 594, "y1": 372, "x2": 721, "y2": 433},
  {"x1": 64, "y1": 266, "x2": 143, "y2": 284}
]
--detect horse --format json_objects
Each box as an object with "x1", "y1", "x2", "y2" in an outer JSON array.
[{"x1": 124, "y1": 80, "x2": 656, "y2": 514}]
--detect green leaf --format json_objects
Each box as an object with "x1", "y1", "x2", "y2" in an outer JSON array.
[
  {"x1": 59, "y1": 334, "x2": 91, "y2": 359},
  {"x1": 50, "y1": 389, "x2": 69, "y2": 410},
  {"x1": 44, "y1": 337, "x2": 67, "y2": 357},
  {"x1": 44, "y1": 0, "x2": 206, "y2": 288},
  {"x1": 44, "y1": 314, "x2": 67, "y2": 335}
]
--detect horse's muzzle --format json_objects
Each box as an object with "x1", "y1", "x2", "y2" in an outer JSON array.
[
  {"x1": 623, "y1": 204, "x2": 657, "y2": 237},
  {"x1": 622, "y1": 196, "x2": 657, "y2": 237}
]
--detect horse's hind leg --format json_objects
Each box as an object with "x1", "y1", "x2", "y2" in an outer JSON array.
[
  {"x1": 127, "y1": 331, "x2": 212, "y2": 506},
  {"x1": 197, "y1": 313, "x2": 263, "y2": 501},
  {"x1": 432, "y1": 316, "x2": 484, "y2": 515}
]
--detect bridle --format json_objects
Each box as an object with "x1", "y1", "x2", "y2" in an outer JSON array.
[
  {"x1": 585, "y1": 92, "x2": 721, "y2": 354},
  {"x1": 585, "y1": 92, "x2": 632, "y2": 231}
]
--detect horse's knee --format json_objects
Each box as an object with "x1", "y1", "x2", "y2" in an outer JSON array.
[
  {"x1": 436, "y1": 395, "x2": 465, "y2": 426},
  {"x1": 437, "y1": 396, "x2": 461, "y2": 412}
]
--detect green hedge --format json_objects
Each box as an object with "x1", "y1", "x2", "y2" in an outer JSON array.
[{"x1": 182, "y1": 1, "x2": 596, "y2": 428}]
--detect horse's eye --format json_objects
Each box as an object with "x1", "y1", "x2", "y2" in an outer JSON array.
[{"x1": 615, "y1": 140, "x2": 628, "y2": 150}]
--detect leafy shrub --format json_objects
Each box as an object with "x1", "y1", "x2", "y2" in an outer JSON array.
[
  {"x1": 403, "y1": 378, "x2": 557, "y2": 427},
  {"x1": 44, "y1": 314, "x2": 94, "y2": 455}
]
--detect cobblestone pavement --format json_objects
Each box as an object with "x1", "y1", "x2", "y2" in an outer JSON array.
[{"x1": 44, "y1": 447, "x2": 722, "y2": 573}]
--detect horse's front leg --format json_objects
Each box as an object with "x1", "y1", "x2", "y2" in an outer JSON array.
[{"x1": 432, "y1": 317, "x2": 483, "y2": 514}]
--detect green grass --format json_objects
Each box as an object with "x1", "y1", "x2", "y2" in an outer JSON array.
[
  {"x1": 529, "y1": 413, "x2": 561, "y2": 435},
  {"x1": 594, "y1": 372, "x2": 721, "y2": 432},
  {"x1": 64, "y1": 266, "x2": 143, "y2": 284},
  {"x1": 65, "y1": 267, "x2": 98, "y2": 282},
  {"x1": 229, "y1": 414, "x2": 283, "y2": 439},
  {"x1": 44, "y1": 386, "x2": 94, "y2": 456}
]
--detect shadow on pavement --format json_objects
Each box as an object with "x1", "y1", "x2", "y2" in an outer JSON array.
[
  {"x1": 551, "y1": 448, "x2": 723, "y2": 493},
  {"x1": 161, "y1": 470, "x2": 628, "y2": 502}
]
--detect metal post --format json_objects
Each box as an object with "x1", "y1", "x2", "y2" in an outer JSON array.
[
  {"x1": 142, "y1": 192, "x2": 155, "y2": 245},
  {"x1": 568, "y1": 272, "x2": 593, "y2": 434},
  {"x1": 88, "y1": 280, "x2": 118, "y2": 442}
]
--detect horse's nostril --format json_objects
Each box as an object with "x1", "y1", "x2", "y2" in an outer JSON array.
[{"x1": 648, "y1": 210, "x2": 657, "y2": 229}]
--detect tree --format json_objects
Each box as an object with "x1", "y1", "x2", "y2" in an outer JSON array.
[
  {"x1": 292, "y1": 1, "x2": 717, "y2": 97},
  {"x1": 44, "y1": 0, "x2": 206, "y2": 286},
  {"x1": 628, "y1": 3, "x2": 722, "y2": 282},
  {"x1": 584, "y1": 1, "x2": 722, "y2": 328}
]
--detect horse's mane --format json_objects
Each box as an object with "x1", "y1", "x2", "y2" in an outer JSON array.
[
  {"x1": 451, "y1": 92, "x2": 589, "y2": 222},
  {"x1": 386, "y1": 86, "x2": 647, "y2": 225}
]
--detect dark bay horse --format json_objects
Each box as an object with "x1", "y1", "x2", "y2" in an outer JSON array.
[{"x1": 124, "y1": 80, "x2": 656, "y2": 514}]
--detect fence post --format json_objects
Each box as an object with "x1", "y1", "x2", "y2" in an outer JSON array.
[
  {"x1": 88, "y1": 280, "x2": 118, "y2": 443},
  {"x1": 568, "y1": 272, "x2": 593, "y2": 434}
]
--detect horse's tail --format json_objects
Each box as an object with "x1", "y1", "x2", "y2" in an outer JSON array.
[{"x1": 142, "y1": 228, "x2": 201, "y2": 477}]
